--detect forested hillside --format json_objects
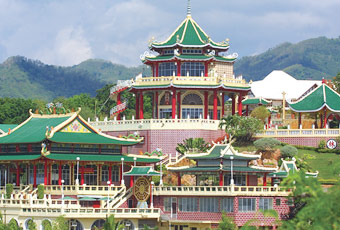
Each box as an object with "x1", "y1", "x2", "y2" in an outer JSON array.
[{"x1": 235, "y1": 36, "x2": 340, "y2": 81}]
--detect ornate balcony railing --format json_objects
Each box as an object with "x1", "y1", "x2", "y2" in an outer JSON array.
[
  {"x1": 44, "y1": 185, "x2": 125, "y2": 196},
  {"x1": 257, "y1": 128, "x2": 340, "y2": 137}
]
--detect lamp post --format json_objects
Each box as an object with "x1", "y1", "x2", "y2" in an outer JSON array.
[
  {"x1": 230, "y1": 156, "x2": 234, "y2": 185},
  {"x1": 150, "y1": 181, "x2": 154, "y2": 208},
  {"x1": 107, "y1": 180, "x2": 111, "y2": 209},
  {"x1": 121, "y1": 157, "x2": 125, "y2": 185},
  {"x1": 61, "y1": 179, "x2": 65, "y2": 207},
  {"x1": 133, "y1": 157, "x2": 137, "y2": 167},
  {"x1": 160, "y1": 161, "x2": 163, "y2": 186},
  {"x1": 76, "y1": 157, "x2": 80, "y2": 185}
]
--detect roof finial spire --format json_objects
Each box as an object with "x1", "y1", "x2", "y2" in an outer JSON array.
[{"x1": 187, "y1": 0, "x2": 191, "y2": 17}]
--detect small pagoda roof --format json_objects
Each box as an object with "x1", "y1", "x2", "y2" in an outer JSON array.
[
  {"x1": 124, "y1": 166, "x2": 161, "y2": 176},
  {"x1": 187, "y1": 144, "x2": 260, "y2": 161},
  {"x1": 268, "y1": 158, "x2": 318, "y2": 178},
  {"x1": 289, "y1": 82, "x2": 340, "y2": 112},
  {"x1": 150, "y1": 15, "x2": 229, "y2": 51},
  {"x1": 242, "y1": 97, "x2": 271, "y2": 105},
  {"x1": 0, "y1": 124, "x2": 18, "y2": 135},
  {"x1": 142, "y1": 54, "x2": 236, "y2": 63},
  {"x1": 0, "y1": 109, "x2": 141, "y2": 145}
]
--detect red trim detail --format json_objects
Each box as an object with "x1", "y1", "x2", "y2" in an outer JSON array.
[
  {"x1": 204, "y1": 91, "x2": 208, "y2": 119},
  {"x1": 177, "y1": 92, "x2": 181, "y2": 119},
  {"x1": 172, "y1": 89, "x2": 177, "y2": 119},
  {"x1": 140, "y1": 92, "x2": 144, "y2": 119},
  {"x1": 213, "y1": 90, "x2": 218, "y2": 120},
  {"x1": 135, "y1": 92, "x2": 139, "y2": 119},
  {"x1": 238, "y1": 93, "x2": 243, "y2": 116},
  {"x1": 58, "y1": 163, "x2": 62, "y2": 185}
]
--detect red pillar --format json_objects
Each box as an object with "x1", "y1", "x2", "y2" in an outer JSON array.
[
  {"x1": 109, "y1": 166, "x2": 112, "y2": 184},
  {"x1": 219, "y1": 172, "x2": 223, "y2": 186},
  {"x1": 177, "y1": 92, "x2": 181, "y2": 119},
  {"x1": 221, "y1": 92, "x2": 225, "y2": 117},
  {"x1": 16, "y1": 163, "x2": 20, "y2": 185},
  {"x1": 58, "y1": 163, "x2": 62, "y2": 185},
  {"x1": 130, "y1": 176, "x2": 134, "y2": 187},
  {"x1": 246, "y1": 174, "x2": 250, "y2": 186},
  {"x1": 177, "y1": 172, "x2": 181, "y2": 186},
  {"x1": 204, "y1": 92, "x2": 208, "y2": 119},
  {"x1": 268, "y1": 114, "x2": 271, "y2": 125},
  {"x1": 263, "y1": 173, "x2": 267, "y2": 186},
  {"x1": 139, "y1": 92, "x2": 144, "y2": 119},
  {"x1": 135, "y1": 92, "x2": 139, "y2": 119},
  {"x1": 155, "y1": 63, "x2": 159, "y2": 77},
  {"x1": 177, "y1": 61, "x2": 181, "y2": 76},
  {"x1": 213, "y1": 90, "x2": 218, "y2": 120},
  {"x1": 33, "y1": 164, "x2": 37, "y2": 187},
  {"x1": 47, "y1": 164, "x2": 51, "y2": 185},
  {"x1": 117, "y1": 93, "x2": 121, "y2": 120},
  {"x1": 204, "y1": 62, "x2": 208, "y2": 77},
  {"x1": 298, "y1": 113, "x2": 302, "y2": 128},
  {"x1": 172, "y1": 89, "x2": 176, "y2": 119},
  {"x1": 120, "y1": 164, "x2": 123, "y2": 182},
  {"x1": 44, "y1": 160, "x2": 48, "y2": 185},
  {"x1": 238, "y1": 93, "x2": 243, "y2": 116},
  {"x1": 232, "y1": 95, "x2": 236, "y2": 115},
  {"x1": 81, "y1": 167, "x2": 84, "y2": 185},
  {"x1": 320, "y1": 113, "x2": 323, "y2": 128},
  {"x1": 324, "y1": 107, "x2": 327, "y2": 128},
  {"x1": 246, "y1": 105, "x2": 249, "y2": 116}
]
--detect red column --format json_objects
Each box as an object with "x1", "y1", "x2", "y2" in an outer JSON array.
[
  {"x1": 204, "y1": 92, "x2": 208, "y2": 119},
  {"x1": 298, "y1": 113, "x2": 302, "y2": 128},
  {"x1": 58, "y1": 163, "x2": 62, "y2": 185},
  {"x1": 33, "y1": 164, "x2": 37, "y2": 187},
  {"x1": 177, "y1": 92, "x2": 181, "y2": 119},
  {"x1": 246, "y1": 174, "x2": 250, "y2": 186},
  {"x1": 204, "y1": 62, "x2": 208, "y2": 77},
  {"x1": 81, "y1": 167, "x2": 84, "y2": 185},
  {"x1": 139, "y1": 92, "x2": 144, "y2": 119},
  {"x1": 238, "y1": 93, "x2": 243, "y2": 116},
  {"x1": 177, "y1": 61, "x2": 181, "y2": 76},
  {"x1": 268, "y1": 114, "x2": 271, "y2": 125},
  {"x1": 47, "y1": 164, "x2": 51, "y2": 185},
  {"x1": 135, "y1": 92, "x2": 139, "y2": 119},
  {"x1": 172, "y1": 89, "x2": 176, "y2": 119},
  {"x1": 320, "y1": 113, "x2": 323, "y2": 128},
  {"x1": 213, "y1": 90, "x2": 218, "y2": 120},
  {"x1": 324, "y1": 107, "x2": 327, "y2": 128},
  {"x1": 246, "y1": 105, "x2": 249, "y2": 116},
  {"x1": 109, "y1": 166, "x2": 112, "y2": 184},
  {"x1": 221, "y1": 92, "x2": 225, "y2": 117},
  {"x1": 117, "y1": 93, "x2": 121, "y2": 120},
  {"x1": 177, "y1": 172, "x2": 181, "y2": 186},
  {"x1": 155, "y1": 63, "x2": 159, "y2": 77},
  {"x1": 16, "y1": 163, "x2": 20, "y2": 185},
  {"x1": 155, "y1": 92, "x2": 159, "y2": 119},
  {"x1": 263, "y1": 173, "x2": 267, "y2": 186},
  {"x1": 232, "y1": 95, "x2": 236, "y2": 115},
  {"x1": 120, "y1": 164, "x2": 123, "y2": 182},
  {"x1": 44, "y1": 160, "x2": 48, "y2": 185},
  {"x1": 98, "y1": 165, "x2": 101, "y2": 185},
  {"x1": 219, "y1": 172, "x2": 223, "y2": 186},
  {"x1": 130, "y1": 176, "x2": 134, "y2": 187}
]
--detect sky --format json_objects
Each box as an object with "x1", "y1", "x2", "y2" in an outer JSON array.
[{"x1": 0, "y1": 0, "x2": 339, "y2": 67}]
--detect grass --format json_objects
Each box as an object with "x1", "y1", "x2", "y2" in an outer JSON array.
[{"x1": 296, "y1": 149, "x2": 340, "y2": 181}]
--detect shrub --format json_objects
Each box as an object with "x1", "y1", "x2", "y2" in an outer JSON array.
[
  {"x1": 250, "y1": 106, "x2": 270, "y2": 123},
  {"x1": 6, "y1": 184, "x2": 13, "y2": 199},
  {"x1": 318, "y1": 140, "x2": 326, "y2": 149},
  {"x1": 42, "y1": 220, "x2": 52, "y2": 230},
  {"x1": 280, "y1": 145, "x2": 298, "y2": 158},
  {"x1": 37, "y1": 184, "x2": 44, "y2": 199},
  {"x1": 254, "y1": 138, "x2": 281, "y2": 151}
]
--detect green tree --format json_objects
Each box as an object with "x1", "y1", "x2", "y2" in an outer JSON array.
[
  {"x1": 332, "y1": 72, "x2": 340, "y2": 93},
  {"x1": 176, "y1": 138, "x2": 209, "y2": 154},
  {"x1": 103, "y1": 215, "x2": 124, "y2": 230},
  {"x1": 41, "y1": 220, "x2": 52, "y2": 230},
  {"x1": 217, "y1": 212, "x2": 237, "y2": 230},
  {"x1": 7, "y1": 219, "x2": 19, "y2": 230},
  {"x1": 254, "y1": 138, "x2": 281, "y2": 151},
  {"x1": 250, "y1": 106, "x2": 270, "y2": 123},
  {"x1": 52, "y1": 216, "x2": 68, "y2": 230},
  {"x1": 27, "y1": 219, "x2": 37, "y2": 230},
  {"x1": 280, "y1": 145, "x2": 298, "y2": 159},
  {"x1": 219, "y1": 115, "x2": 263, "y2": 143}
]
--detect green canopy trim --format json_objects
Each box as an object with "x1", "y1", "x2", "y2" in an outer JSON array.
[
  {"x1": 268, "y1": 171, "x2": 288, "y2": 178},
  {"x1": 289, "y1": 83, "x2": 340, "y2": 112},
  {"x1": 45, "y1": 153, "x2": 160, "y2": 163},
  {"x1": 124, "y1": 166, "x2": 161, "y2": 176},
  {"x1": 169, "y1": 166, "x2": 275, "y2": 173},
  {"x1": 143, "y1": 54, "x2": 236, "y2": 63},
  {"x1": 242, "y1": 98, "x2": 270, "y2": 105},
  {"x1": 0, "y1": 154, "x2": 41, "y2": 161},
  {"x1": 0, "y1": 124, "x2": 18, "y2": 134}
]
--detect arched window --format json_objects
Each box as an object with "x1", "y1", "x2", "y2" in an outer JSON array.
[
  {"x1": 69, "y1": 220, "x2": 83, "y2": 230},
  {"x1": 91, "y1": 219, "x2": 105, "y2": 230},
  {"x1": 182, "y1": 94, "x2": 203, "y2": 105},
  {"x1": 181, "y1": 62, "x2": 205, "y2": 77}
]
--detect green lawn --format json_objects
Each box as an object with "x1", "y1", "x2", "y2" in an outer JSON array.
[{"x1": 297, "y1": 149, "x2": 340, "y2": 181}]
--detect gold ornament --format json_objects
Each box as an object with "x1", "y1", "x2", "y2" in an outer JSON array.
[{"x1": 133, "y1": 177, "x2": 150, "y2": 202}]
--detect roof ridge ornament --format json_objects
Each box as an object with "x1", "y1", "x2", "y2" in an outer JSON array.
[{"x1": 187, "y1": 0, "x2": 191, "y2": 17}]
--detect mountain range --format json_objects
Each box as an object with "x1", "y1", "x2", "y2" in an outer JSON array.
[{"x1": 0, "y1": 36, "x2": 340, "y2": 100}]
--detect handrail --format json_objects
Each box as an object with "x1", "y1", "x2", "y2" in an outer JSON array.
[
  {"x1": 257, "y1": 128, "x2": 340, "y2": 137},
  {"x1": 44, "y1": 185, "x2": 125, "y2": 195}
]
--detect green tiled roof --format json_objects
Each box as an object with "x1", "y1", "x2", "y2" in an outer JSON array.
[
  {"x1": 0, "y1": 154, "x2": 41, "y2": 161},
  {"x1": 0, "y1": 124, "x2": 18, "y2": 134},
  {"x1": 289, "y1": 83, "x2": 340, "y2": 112},
  {"x1": 242, "y1": 98, "x2": 270, "y2": 105},
  {"x1": 132, "y1": 84, "x2": 250, "y2": 90},
  {"x1": 268, "y1": 171, "x2": 288, "y2": 177},
  {"x1": 46, "y1": 153, "x2": 160, "y2": 163},
  {"x1": 150, "y1": 16, "x2": 229, "y2": 50},
  {"x1": 124, "y1": 166, "x2": 160, "y2": 176},
  {"x1": 0, "y1": 116, "x2": 70, "y2": 144},
  {"x1": 49, "y1": 132, "x2": 139, "y2": 145},
  {"x1": 144, "y1": 54, "x2": 235, "y2": 63}
]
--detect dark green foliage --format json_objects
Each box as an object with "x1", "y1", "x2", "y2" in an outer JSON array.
[
  {"x1": 8, "y1": 219, "x2": 19, "y2": 230},
  {"x1": 235, "y1": 37, "x2": 340, "y2": 81},
  {"x1": 332, "y1": 72, "x2": 340, "y2": 93},
  {"x1": 176, "y1": 138, "x2": 209, "y2": 154},
  {"x1": 318, "y1": 140, "x2": 326, "y2": 149},
  {"x1": 103, "y1": 215, "x2": 124, "y2": 230},
  {"x1": 27, "y1": 219, "x2": 37, "y2": 230},
  {"x1": 280, "y1": 145, "x2": 298, "y2": 158},
  {"x1": 254, "y1": 138, "x2": 281, "y2": 151},
  {"x1": 6, "y1": 184, "x2": 13, "y2": 199},
  {"x1": 52, "y1": 216, "x2": 68, "y2": 230},
  {"x1": 250, "y1": 106, "x2": 270, "y2": 123},
  {"x1": 41, "y1": 220, "x2": 52, "y2": 230},
  {"x1": 37, "y1": 184, "x2": 44, "y2": 199},
  {"x1": 219, "y1": 115, "x2": 263, "y2": 143},
  {"x1": 217, "y1": 212, "x2": 237, "y2": 230}
]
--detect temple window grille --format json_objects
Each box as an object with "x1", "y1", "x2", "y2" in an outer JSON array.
[
  {"x1": 159, "y1": 62, "x2": 177, "y2": 76},
  {"x1": 182, "y1": 93, "x2": 203, "y2": 105},
  {"x1": 181, "y1": 62, "x2": 205, "y2": 77}
]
